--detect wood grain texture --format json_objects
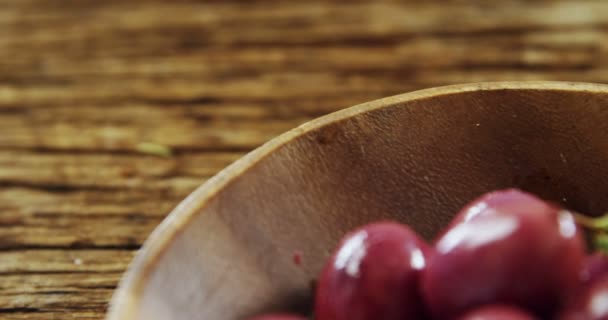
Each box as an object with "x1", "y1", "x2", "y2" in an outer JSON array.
[{"x1": 1, "y1": 0, "x2": 608, "y2": 319}]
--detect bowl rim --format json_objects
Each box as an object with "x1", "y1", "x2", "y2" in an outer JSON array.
[{"x1": 106, "y1": 81, "x2": 608, "y2": 320}]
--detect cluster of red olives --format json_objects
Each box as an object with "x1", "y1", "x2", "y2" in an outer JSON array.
[{"x1": 251, "y1": 189, "x2": 608, "y2": 320}]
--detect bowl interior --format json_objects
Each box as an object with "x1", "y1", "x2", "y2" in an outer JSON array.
[{"x1": 109, "y1": 82, "x2": 608, "y2": 320}]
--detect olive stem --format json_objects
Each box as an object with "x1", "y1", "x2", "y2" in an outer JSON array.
[
  {"x1": 572, "y1": 211, "x2": 608, "y2": 253},
  {"x1": 572, "y1": 211, "x2": 608, "y2": 230},
  {"x1": 595, "y1": 232, "x2": 608, "y2": 252}
]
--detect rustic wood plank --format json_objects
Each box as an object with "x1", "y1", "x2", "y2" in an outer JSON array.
[
  {"x1": 0, "y1": 111, "x2": 304, "y2": 151},
  {"x1": 0, "y1": 150, "x2": 244, "y2": 249},
  {"x1": 0, "y1": 150, "x2": 242, "y2": 188},
  {"x1": 0, "y1": 273, "x2": 119, "y2": 311},
  {"x1": 1, "y1": 1, "x2": 608, "y2": 47},
  {"x1": 1, "y1": 35, "x2": 602, "y2": 79},
  {"x1": 0, "y1": 150, "x2": 237, "y2": 248},
  {"x1": 0, "y1": 250, "x2": 134, "y2": 274},
  {"x1": 0, "y1": 250, "x2": 131, "y2": 318},
  {"x1": 0, "y1": 312, "x2": 101, "y2": 320}
]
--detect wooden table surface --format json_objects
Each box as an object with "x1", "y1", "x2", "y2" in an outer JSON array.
[{"x1": 2, "y1": 1, "x2": 608, "y2": 319}]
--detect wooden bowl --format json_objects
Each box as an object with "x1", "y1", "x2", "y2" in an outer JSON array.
[{"x1": 107, "y1": 82, "x2": 608, "y2": 320}]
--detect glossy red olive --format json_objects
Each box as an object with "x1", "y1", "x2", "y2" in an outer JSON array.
[
  {"x1": 560, "y1": 275, "x2": 608, "y2": 320},
  {"x1": 581, "y1": 252, "x2": 608, "y2": 285},
  {"x1": 315, "y1": 221, "x2": 430, "y2": 320},
  {"x1": 422, "y1": 189, "x2": 586, "y2": 319},
  {"x1": 458, "y1": 305, "x2": 537, "y2": 320}
]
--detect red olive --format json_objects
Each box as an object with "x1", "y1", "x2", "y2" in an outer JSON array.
[
  {"x1": 581, "y1": 252, "x2": 608, "y2": 285},
  {"x1": 560, "y1": 275, "x2": 608, "y2": 320},
  {"x1": 458, "y1": 305, "x2": 537, "y2": 320},
  {"x1": 315, "y1": 221, "x2": 430, "y2": 320},
  {"x1": 422, "y1": 189, "x2": 586, "y2": 319}
]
